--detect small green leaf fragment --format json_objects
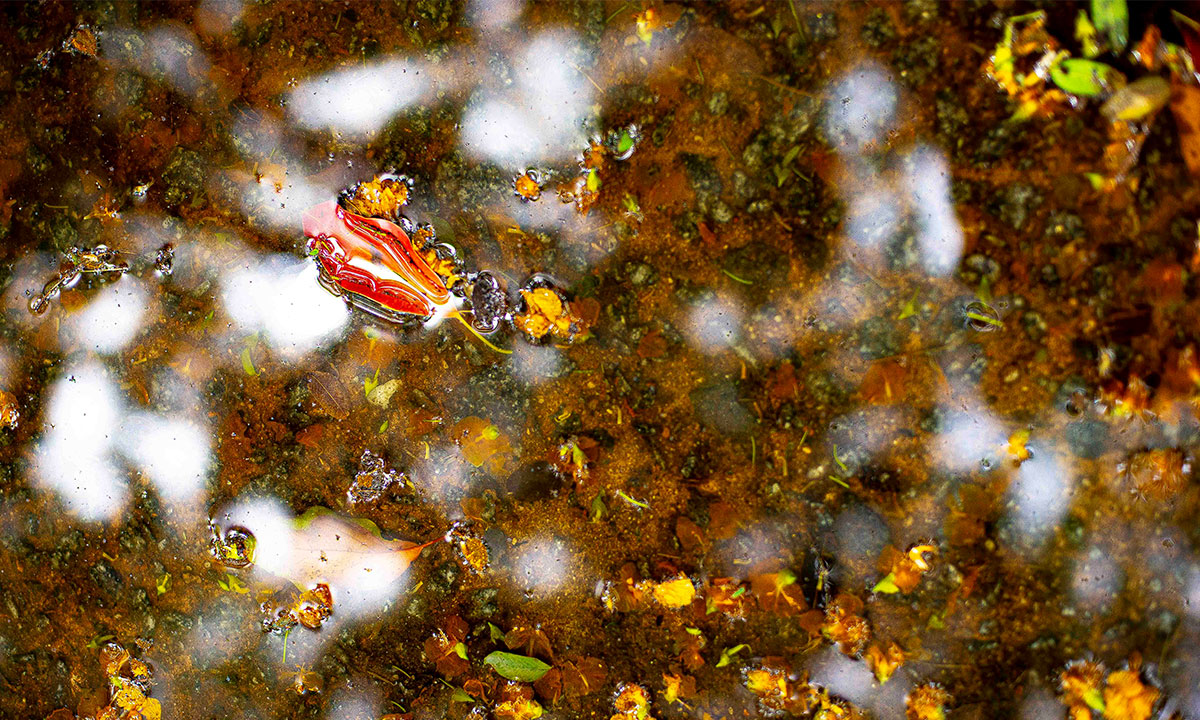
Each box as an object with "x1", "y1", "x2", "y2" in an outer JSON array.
[
  {"x1": 488, "y1": 622, "x2": 505, "y2": 642},
  {"x1": 721, "y1": 268, "x2": 754, "y2": 285},
  {"x1": 86, "y1": 634, "x2": 116, "y2": 650},
  {"x1": 1083, "y1": 687, "x2": 1106, "y2": 712},
  {"x1": 897, "y1": 290, "x2": 919, "y2": 320},
  {"x1": 684, "y1": 626, "x2": 703, "y2": 636},
  {"x1": 240, "y1": 347, "x2": 257, "y2": 376},
  {"x1": 482, "y1": 424, "x2": 500, "y2": 441},
  {"x1": 617, "y1": 130, "x2": 634, "y2": 155},
  {"x1": 156, "y1": 572, "x2": 171, "y2": 595},
  {"x1": 1092, "y1": 0, "x2": 1128, "y2": 53},
  {"x1": 1076, "y1": 11, "x2": 1100, "y2": 58},
  {"x1": 873, "y1": 573, "x2": 901, "y2": 594},
  {"x1": 590, "y1": 492, "x2": 607, "y2": 522},
  {"x1": 1050, "y1": 58, "x2": 1124, "y2": 98},
  {"x1": 615, "y1": 489, "x2": 650, "y2": 509},
  {"x1": 453, "y1": 642, "x2": 468, "y2": 660},
  {"x1": 450, "y1": 688, "x2": 475, "y2": 704},
  {"x1": 716, "y1": 644, "x2": 750, "y2": 668},
  {"x1": 586, "y1": 168, "x2": 601, "y2": 192},
  {"x1": 483, "y1": 651, "x2": 552, "y2": 682}
]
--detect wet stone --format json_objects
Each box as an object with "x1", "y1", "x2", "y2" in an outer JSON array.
[
  {"x1": 805, "y1": 11, "x2": 839, "y2": 42},
  {"x1": 678, "y1": 152, "x2": 723, "y2": 198},
  {"x1": 960, "y1": 253, "x2": 1001, "y2": 285},
  {"x1": 626, "y1": 261, "x2": 656, "y2": 287},
  {"x1": 855, "y1": 316, "x2": 901, "y2": 359},
  {"x1": 89, "y1": 561, "x2": 123, "y2": 599},
  {"x1": 465, "y1": 587, "x2": 499, "y2": 620},
  {"x1": 707, "y1": 91, "x2": 729, "y2": 116},
  {"x1": 995, "y1": 182, "x2": 1043, "y2": 231},
  {"x1": 892, "y1": 36, "x2": 940, "y2": 87},
  {"x1": 861, "y1": 7, "x2": 896, "y2": 48},
  {"x1": 161, "y1": 148, "x2": 207, "y2": 207}
]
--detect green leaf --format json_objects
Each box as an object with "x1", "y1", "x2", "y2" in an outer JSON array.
[
  {"x1": 617, "y1": 130, "x2": 634, "y2": 155},
  {"x1": 240, "y1": 347, "x2": 258, "y2": 376},
  {"x1": 1083, "y1": 172, "x2": 1108, "y2": 190},
  {"x1": 872, "y1": 572, "x2": 901, "y2": 594},
  {"x1": 86, "y1": 634, "x2": 116, "y2": 650},
  {"x1": 483, "y1": 651, "x2": 552, "y2": 682},
  {"x1": 453, "y1": 642, "x2": 468, "y2": 660},
  {"x1": 586, "y1": 168, "x2": 601, "y2": 192},
  {"x1": 1091, "y1": 0, "x2": 1128, "y2": 53},
  {"x1": 1050, "y1": 58, "x2": 1124, "y2": 98},
  {"x1": 590, "y1": 492, "x2": 607, "y2": 522},
  {"x1": 450, "y1": 688, "x2": 475, "y2": 704},
  {"x1": 488, "y1": 622, "x2": 505, "y2": 642},
  {"x1": 363, "y1": 368, "x2": 380, "y2": 397},
  {"x1": 1083, "y1": 687, "x2": 1106, "y2": 713},
  {"x1": 715, "y1": 644, "x2": 750, "y2": 668},
  {"x1": 1076, "y1": 10, "x2": 1100, "y2": 58},
  {"x1": 897, "y1": 290, "x2": 919, "y2": 320},
  {"x1": 218, "y1": 572, "x2": 249, "y2": 594},
  {"x1": 1101, "y1": 75, "x2": 1170, "y2": 121},
  {"x1": 615, "y1": 489, "x2": 649, "y2": 509}
]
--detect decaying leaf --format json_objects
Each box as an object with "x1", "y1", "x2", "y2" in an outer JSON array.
[
  {"x1": 1102, "y1": 669, "x2": 1158, "y2": 720},
  {"x1": 906, "y1": 684, "x2": 950, "y2": 720},
  {"x1": 513, "y1": 285, "x2": 586, "y2": 343},
  {"x1": 493, "y1": 681, "x2": 544, "y2": 720},
  {"x1": 865, "y1": 642, "x2": 906, "y2": 684},
  {"x1": 750, "y1": 569, "x2": 807, "y2": 616},
  {"x1": 254, "y1": 506, "x2": 435, "y2": 594},
  {"x1": 652, "y1": 576, "x2": 696, "y2": 609},
  {"x1": 611, "y1": 682, "x2": 651, "y2": 720},
  {"x1": 1170, "y1": 81, "x2": 1200, "y2": 177},
  {"x1": 819, "y1": 594, "x2": 871, "y2": 656},
  {"x1": 504, "y1": 620, "x2": 554, "y2": 661},
  {"x1": 424, "y1": 615, "x2": 470, "y2": 678},
  {"x1": 874, "y1": 543, "x2": 937, "y2": 594},
  {"x1": 662, "y1": 672, "x2": 695, "y2": 705},
  {"x1": 453, "y1": 416, "x2": 513, "y2": 474},
  {"x1": 339, "y1": 173, "x2": 411, "y2": 221},
  {"x1": 308, "y1": 369, "x2": 351, "y2": 420}
]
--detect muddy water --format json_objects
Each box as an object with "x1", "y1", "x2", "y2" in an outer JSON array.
[{"x1": 1, "y1": 2, "x2": 1199, "y2": 719}]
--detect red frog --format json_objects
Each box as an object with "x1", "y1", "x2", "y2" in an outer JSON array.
[{"x1": 302, "y1": 200, "x2": 451, "y2": 323}]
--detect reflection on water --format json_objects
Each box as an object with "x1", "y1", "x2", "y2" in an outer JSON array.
[{"x1": 2, "y1": 1, "x2": 1200, "y2": 719}]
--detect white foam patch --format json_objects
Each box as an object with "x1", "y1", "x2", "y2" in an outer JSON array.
[
  {"x1": 685, "y1": 295, "x2": 744, "y2": 354},
  {"x1": 933, "y1": 408, "x2": 1006, "y2": 473},
  {"x1": 460, "y1": 31, "x2": 592, "y2": 168},
  {"x1": 509, "y1": 536, "x2": 575, "y2": 597},
  {"x1": 289, "y1": 58, "x2": 436, "y2": 136},
  {"x1": 1070, "y1": 546, "x2": 1123, "y2": 613},
  {"x1": 511, "y1": 343, "x2": 562, "y2": 384},
  {"x1": 1005, "y1": 452, "x2": 1073, "y2": 548},
  {"x1": 220, "y1": 255, "x2": 349, "y2": 356},
  {"x1": 117, "y1": 412, "x2": 211, "y2": 504},
  {"x1": 31, "y1": 363, "x2": 127, "y2": 522},
  {"x1": 823, "y1": 64, "x2": 897, "y2": 153},
  {"x1": 903, "y1": 145, "x2": 963, "y2": 277},
  {"x1": 66, "y1": 277, "x2": 150, "y2": 355}
]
